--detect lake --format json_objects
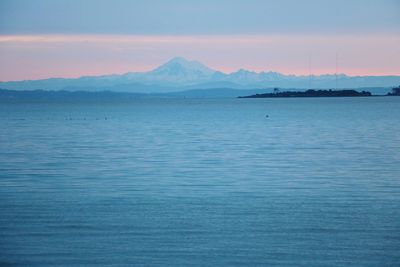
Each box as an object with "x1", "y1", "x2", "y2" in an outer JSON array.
[{"x1": 0, "y1": 97, "x2": 399, "y2": 266}]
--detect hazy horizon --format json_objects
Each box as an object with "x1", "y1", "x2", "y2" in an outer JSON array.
[{"x1": 2, "y1": 54, "x2": 400, "y2": 83}]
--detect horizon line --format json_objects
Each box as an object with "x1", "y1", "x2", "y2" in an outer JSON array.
[{"x1": 1, "y1": 57, "x2": 399, "y2": 83}]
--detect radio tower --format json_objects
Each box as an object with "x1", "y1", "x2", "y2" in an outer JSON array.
[
  {"x1": 335, "y1": 52, "x2": 338, "y2": 90},
  {"x1": 308, "y1": 53, "x2": 312, "y2": 89}
]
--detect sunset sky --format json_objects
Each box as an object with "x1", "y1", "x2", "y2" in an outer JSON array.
[{"x1": 0, "y1": 0, "x2": 399, "y2": 81}]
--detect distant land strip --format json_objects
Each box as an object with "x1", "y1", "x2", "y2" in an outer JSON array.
[
  {"x1": 0, "y1": 87, "x2": 399, "y2": 101},
  {"x1": 238, "y1": 89, "x2": 398, "y2": 98}
]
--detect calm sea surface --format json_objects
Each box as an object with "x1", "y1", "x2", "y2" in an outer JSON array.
[{"x1": 0, "y1": 97, "x2": 399, "y2": 266}]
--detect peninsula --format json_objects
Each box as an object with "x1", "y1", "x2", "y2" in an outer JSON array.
[{"x1": 239, "y1": 89, "x2": 372, "y2": 98}]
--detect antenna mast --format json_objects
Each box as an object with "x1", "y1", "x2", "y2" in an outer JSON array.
[
  {"x1": 308, "y1": 53, "x2": 312, "y2": 89},
  {"x1": 335, "y1": 52, "x2": 338, "y2": 90}
]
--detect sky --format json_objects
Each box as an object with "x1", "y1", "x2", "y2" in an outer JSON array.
[{"x1": 0, "y1": 0, "x2": 399, "y2": 81}]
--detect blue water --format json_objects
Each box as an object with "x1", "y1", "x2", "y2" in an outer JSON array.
[{"x1": 0, "y1": 97, "x2": 399, "y2": 266}]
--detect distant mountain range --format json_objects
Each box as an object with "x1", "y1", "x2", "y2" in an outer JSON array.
[{"x1": 1, "y1": 57, "x2": 399, "y2": 94}]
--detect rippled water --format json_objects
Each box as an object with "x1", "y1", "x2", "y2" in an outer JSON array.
[{"x1": 1, "y1": 97, "x2": 400, "y2": 266}]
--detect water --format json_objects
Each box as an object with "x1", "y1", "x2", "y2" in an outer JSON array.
[{"x1": 0, "y1": 97, "x2": 399, "y2": 266}]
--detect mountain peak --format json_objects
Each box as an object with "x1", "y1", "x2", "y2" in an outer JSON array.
[
  {"x1": 166, "y1": 56, "x2": 192, "y2": 64},
  {"x1": 151, "y1": 57, "x2": 216, "y2": 76}
]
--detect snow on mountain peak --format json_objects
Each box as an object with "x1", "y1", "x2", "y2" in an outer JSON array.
[{"x1": 151, "y1": 57, "x2": 216, "y2": 77}]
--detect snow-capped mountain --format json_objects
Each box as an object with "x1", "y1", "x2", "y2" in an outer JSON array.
[
  {"x1": 116, "y1": 57, "x2": 217, "y2": 86},
  {"x1": 150, "y1": 57, "x2": 216, "y2": 80},
  {"x1": 1, "y1": 57, "x2": 399, "y2": 92}
]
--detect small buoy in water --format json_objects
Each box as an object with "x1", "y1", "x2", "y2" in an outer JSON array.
[{"x1": 266, "y1": 115, "x2": 269, "y2": 118}]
